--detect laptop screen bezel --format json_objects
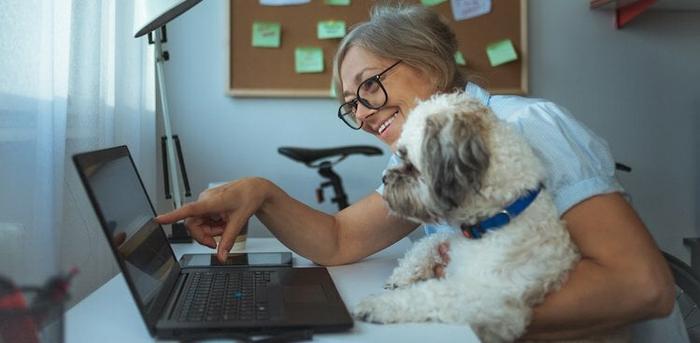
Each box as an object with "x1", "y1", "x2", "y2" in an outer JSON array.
[{"x1": 73, "y1": 145, "x2": 182, "y2": 335}]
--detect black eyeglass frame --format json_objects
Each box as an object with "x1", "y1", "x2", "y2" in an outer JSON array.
[{"x1": 337, "y1": 60, "x2": 402, "y2": 130}]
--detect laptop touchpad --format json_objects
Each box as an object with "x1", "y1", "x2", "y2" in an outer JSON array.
[{"x1": 283, "y1": 285, "x2": 328, "y2": 303}]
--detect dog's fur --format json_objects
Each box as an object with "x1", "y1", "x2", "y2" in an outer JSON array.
[{"x1": 353, "y1": 92, "x2": 627, "y2": 342}]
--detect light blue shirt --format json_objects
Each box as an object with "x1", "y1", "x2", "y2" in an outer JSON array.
[{"x1": 377, "y1": 83, "x2": 624, "y2": 235}]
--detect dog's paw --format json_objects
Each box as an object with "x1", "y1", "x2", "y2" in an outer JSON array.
[
  {"x1": 384, "y1": 282, "x2": 399, "y2": 290},
  {"x1": 383, "y1": 280, "x2": 416, "y2": 289},
  {"x1": 384, "y1": 265, "x2": 429, "y2": 289},
  {"x1": 352, "y1": 295, "x2": 401, "y2": 324},
  {"x1": 384, "y1": 272, "x2": 411, "y2": 290}
]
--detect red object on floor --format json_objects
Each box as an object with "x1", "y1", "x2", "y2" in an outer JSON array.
[
  {"x1": 616, "y1": 0, "x2": 657, "y2": 28},
  {"x1": 0, "y1": 283, "x2": 39, "y2": 343}
]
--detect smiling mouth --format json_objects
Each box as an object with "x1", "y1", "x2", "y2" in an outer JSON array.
[{"x1": 378, "y1": 111, "x2": 398, "y2": 135}]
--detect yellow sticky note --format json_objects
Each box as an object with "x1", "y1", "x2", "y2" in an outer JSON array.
[
  {"x1": 318, "y1": 20, "x2": 346, "y2": 39},
  {"x1": 295, "y1": 47, "x2": 324, "y2": 73},
  {"x1": 486, "y1": 39, "x2": 518, "y2": 67},
  {"x1": 454, "y1": 51, "x2": 467, "y2": 66},
  {"x1": 252, "y1": 22, "x2": 281, "y2": 48}
]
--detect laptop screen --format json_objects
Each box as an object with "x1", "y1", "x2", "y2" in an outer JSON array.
[{"x1": 74, "y1": 147, "x2": 180, "y2": 313}]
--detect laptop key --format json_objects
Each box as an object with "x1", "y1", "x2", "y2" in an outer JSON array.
[{"x1": 176, "y1": 270, "x2": 273, "y2": 322}]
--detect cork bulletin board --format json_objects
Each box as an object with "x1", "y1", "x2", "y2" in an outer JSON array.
[{"x1": 229, "y1": 0, "x2": 527, "y2": 97}]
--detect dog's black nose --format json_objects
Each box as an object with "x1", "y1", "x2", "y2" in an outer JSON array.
[{"x1": 382, "y1": 174, "x2": 387, "y2": 185}]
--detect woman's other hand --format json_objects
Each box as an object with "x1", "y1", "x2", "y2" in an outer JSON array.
[
  {"x1": 156, "y1": 177, "x2": 269, "y2": 262},
  {"x1": 434, "y1": 242, "x2": 450, "y2": 278}
]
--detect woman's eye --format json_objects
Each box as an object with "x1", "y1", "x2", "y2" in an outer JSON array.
[{"x1": 360, "y1": 79, "x2": 380, "y2": 93}]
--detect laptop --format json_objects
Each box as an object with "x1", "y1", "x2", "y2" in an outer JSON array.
[{"x1": 73, "y1": 145, "x2": 353, "y2": 340}]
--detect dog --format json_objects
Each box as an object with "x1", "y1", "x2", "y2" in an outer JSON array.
[{"x1": 353, "y1": 92, "x2": 627, "y2": 342}]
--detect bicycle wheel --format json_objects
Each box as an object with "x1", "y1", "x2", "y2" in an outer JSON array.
[{"x1": 663, "y1": 252, "x2": 700, "y2": 341}]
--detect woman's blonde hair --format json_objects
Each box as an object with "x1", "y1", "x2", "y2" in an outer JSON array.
[{"x1": 332, "y1": 3, "x2": 466, "y2": 104}]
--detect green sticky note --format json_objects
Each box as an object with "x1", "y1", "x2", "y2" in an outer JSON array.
[
  {"x1": 325, "y1": 0, "x2": 350, "y2": 5},
  {"x1": 252, "y1": 22, "x2": 281, "y2": 48},
  {"x1": 420, "y1": 0, "x2": 446, "y2": 6},
  {"x1": 318, "y1": 20, "x2": 346, "y2": 39},
  {"x1": 295, "y1": 47, "x2": 324, "y2": 73},
  {"x1": 454, "y1": 51, "x2": 467, "y2": 66},
  {"x1": 486, "y1": 39, "x2": 518, "y2": 67}
]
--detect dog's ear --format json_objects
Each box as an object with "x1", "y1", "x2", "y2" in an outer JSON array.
[{"x1": 422, "y1": 113, "x2": 490, "y2": 210}]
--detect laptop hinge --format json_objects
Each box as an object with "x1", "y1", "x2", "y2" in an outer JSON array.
[{"x1": 151, "y1": 271, "x2": 187, "y2": 332}]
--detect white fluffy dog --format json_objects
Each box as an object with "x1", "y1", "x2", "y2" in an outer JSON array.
[{"x1": 353, "y1": 93, "x2": 627, "y2": 342}]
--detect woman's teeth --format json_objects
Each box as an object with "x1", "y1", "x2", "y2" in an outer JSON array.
[{"x1": 378, "y1": 112, "x2": 398, "y2": 134}]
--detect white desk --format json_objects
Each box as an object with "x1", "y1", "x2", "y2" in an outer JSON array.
[{"x1": 66, "y1": 238, "x2": 479, "y2": 342}]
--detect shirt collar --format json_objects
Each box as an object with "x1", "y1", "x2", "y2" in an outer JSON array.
[{"x1": 465, "y1": 82, "x2": 491, "y2": 106}]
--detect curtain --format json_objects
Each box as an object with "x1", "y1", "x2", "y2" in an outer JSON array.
[{"x1": 0, "y1": 0, "x2": 155, "y2": 305}]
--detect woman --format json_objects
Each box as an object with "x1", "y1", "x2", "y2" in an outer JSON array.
[{"x1": 157, "y1": 4, "x2": 675, "y2": 340}]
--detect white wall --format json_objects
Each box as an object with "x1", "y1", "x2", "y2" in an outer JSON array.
[
  {"x1": 527, "y1": 1, "x2": 700, "y2": 262},
  {"x1": 160, "y1": 1, "x2": 700, "y2": 261}
]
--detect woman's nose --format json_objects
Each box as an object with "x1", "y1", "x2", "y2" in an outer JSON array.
[{"x1": 354, "y1": 101, "x2": 376, "y2": 123}]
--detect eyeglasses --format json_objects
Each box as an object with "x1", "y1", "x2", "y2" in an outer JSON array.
[{"x1": 337, "y1": 60, "x2": 402, "y2": 130}]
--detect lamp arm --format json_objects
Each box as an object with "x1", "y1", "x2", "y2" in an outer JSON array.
[{"x1": 154, "y1": 28, "x2": 183, "y2": 209}]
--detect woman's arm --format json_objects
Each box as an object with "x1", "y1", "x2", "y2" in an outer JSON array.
[
  {"x1": 523, "y1": 192, "x2": 675, "y2": 339},
  {"x1": 157, "y1": 177, "x2": 418, "y2": 265},
  {"x1": 255, "y1": 177, "x2": 419, "y2": 265}
]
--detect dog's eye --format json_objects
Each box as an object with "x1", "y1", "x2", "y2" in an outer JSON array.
[
  {"x1": 403, "y1": 162, "x2": 419, "y2": 175},
  {"x1": 397, "y1": 147, "x2": 407, "y2": 160}
]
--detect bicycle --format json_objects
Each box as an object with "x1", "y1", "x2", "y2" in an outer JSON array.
[
  {"x1": 278, "y1": 145, "x2": 383, "y2": 211},
  {"x1": 667, "y1": 241, "x2": 700, "y2": 342}
]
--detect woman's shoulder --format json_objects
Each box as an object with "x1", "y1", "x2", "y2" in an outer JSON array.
[{"x1": 489, "y1": 95, "x2": 568, "y2": 123}]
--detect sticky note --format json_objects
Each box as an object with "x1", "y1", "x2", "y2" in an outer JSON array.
[
  {"x1": 318, "y1": 20, "x2": 346, "y2": 39},
  {"x1": 252, "y1": 22, "x2": 281, "y2": 48},
  {"x1": 325, "y1": 0, "x2": 350, "y2": 5},
  {"x1": 451, "y1": 0, "x2": 491, "y2": 21},
  {"x1": 260, "y1": 0, "x2": 310, "y2": 5},
  {"x1": 295, "y1": 47, "x2": 324, "y2": 73},
  {"x1": 486, "y1": 39, "x2": 518, "y2": 67},
  {"x1": 421, "y1": 0, "x2": 447, "y2": 6},
  {"x1": 454, "y1": 51, "x2": 467, "y2": 66}
]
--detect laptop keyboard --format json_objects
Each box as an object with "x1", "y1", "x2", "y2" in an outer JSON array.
[{"x1": 176, "y1": 271, "x2": 272, "y2": 322}]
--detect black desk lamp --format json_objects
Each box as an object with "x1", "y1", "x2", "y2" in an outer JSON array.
[{"x1": 133, "y1": 0, "x2": 203, "y2": 243}]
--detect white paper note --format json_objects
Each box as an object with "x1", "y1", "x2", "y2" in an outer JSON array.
[
  {"x1": 260, "y1": 0, "x2": 310, "y2": 5},
  {"x1": 450, "y1": 0, "x2": 491, "y2": 21}
]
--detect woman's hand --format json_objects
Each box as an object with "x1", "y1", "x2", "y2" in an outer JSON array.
[
  {"x1": 156, "y1": 177, "x2": 269, "y2": 262},
  {"x1": 434, "y1": 242, "x2": 450, "y2": 278}
]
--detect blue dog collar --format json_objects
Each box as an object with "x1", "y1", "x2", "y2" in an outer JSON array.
[{"x1": 460, "y1": 186, "x2": 542, "y2": 239}]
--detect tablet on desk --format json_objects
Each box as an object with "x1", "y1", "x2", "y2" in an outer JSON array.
[{"x1": 180, "y1": 252, "x2": 293, "y2": 268}]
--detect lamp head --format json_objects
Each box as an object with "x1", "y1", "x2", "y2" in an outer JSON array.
[{"x1": 133, "y1": 0, "x2": 203, "y2": 38}]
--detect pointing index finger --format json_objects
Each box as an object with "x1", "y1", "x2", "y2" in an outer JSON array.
[{"x1": 155, "y1": 201, "x2": 205, "y2": 224}]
